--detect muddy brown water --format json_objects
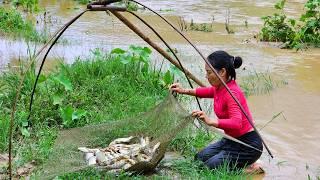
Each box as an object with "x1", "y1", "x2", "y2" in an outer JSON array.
[{"x1": 0, "y1": 0, "x2": 319, "y2": 179}]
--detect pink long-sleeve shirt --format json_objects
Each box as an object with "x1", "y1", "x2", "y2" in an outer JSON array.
[{"x1": 195, "y1": 80, "x2": 253, "y2": 138}]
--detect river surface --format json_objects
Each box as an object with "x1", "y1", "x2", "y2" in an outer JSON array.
[{"x1": 0, "y1": 0, "x2": 319, "y2": 179}]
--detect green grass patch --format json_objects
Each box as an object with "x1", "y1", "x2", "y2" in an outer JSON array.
[
  {"x1": 0, "y1": 7, "x2": 46, "y2": 42},
  {"x1": 13, "y1": 0, "x2": 40, "y2": 12},
  {"x1": 239, "y1": 70, "x2": 288, "y2": 97},
  {"x1": 170, "y1": 158, "x2": 248, "y2": 179},
  {"x1": 0, "y1": 46, "x2": 172, "y2": 153},
  {"x1": 0, "y1": 46, "x2": 248, "y2": 178}
]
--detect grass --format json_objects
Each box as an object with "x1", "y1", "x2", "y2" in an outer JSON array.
[
  {"x1": 0, "y1": 46, "x2": 253, "y2": 178},
  {"x1": 0, "y1": 115, "x2": 10, "y2": 152},
  {"x1": 0, "y1": 47, "x2": 176, "y2": 175},
  {"x1": 2, "y1": 0, "x2": 40, "y2": 13},
  {"x1": 13, "y1": 0, "x2": 40, "y2": 12},
  {"x1": 178, "y1": 17, "x2": 214, "y2": 32},
  {"x1": 169, "y1": 158, "x2": 248, "y2": 180},
  {"x1": 239, "y1": 70, "x2": 288, "y2": 97},
  {"x1": 0, "y1": 7, "x2": 48, "y2": 42}
]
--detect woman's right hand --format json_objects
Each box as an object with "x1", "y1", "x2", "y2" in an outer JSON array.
[{"x1": 170, "y1": 83, "x2": 185, "y2": 94}]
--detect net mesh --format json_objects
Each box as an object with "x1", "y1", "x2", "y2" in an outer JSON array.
[{"x1": 35, "y1": 94, "x2": 194, "y2": 179}]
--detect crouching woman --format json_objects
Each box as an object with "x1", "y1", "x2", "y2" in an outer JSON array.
[{"x1": 170, "y1": 50, "x2": 263, "y2": 170}]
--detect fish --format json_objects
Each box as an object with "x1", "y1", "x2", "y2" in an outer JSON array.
[
  {"x1": 78, "y1": 136, "x2": 161, "y2": 172},
  {"x1": 85, "y1": 152, "x2": 94, "y2": 161},
  {"x1": 109, "y1": 136, "x2": 137, "y2": 146},
  {"x1": 152, "y1": 142, "x2": 160, "y2": 154},
  {"x1": 88, "y1": 156, "x2": 97, "y2": 165},
  {"x1": 78, "y1": 147, "x2": 100, "y2": 154},
  {"x1": 96, "y1": 151, "x2": 108, "y2": 165}
]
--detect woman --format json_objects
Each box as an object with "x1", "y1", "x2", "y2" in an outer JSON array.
[{"x1": 170, "y1": 50, "x2": 263, "y2": 171}]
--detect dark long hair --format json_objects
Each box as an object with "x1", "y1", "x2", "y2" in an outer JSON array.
[{"x1": 207, "y1": 50, "x2": 242, "y2": 80}]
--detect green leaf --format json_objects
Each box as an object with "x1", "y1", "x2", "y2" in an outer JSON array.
[
  {"x1": 21, "y1": 121, "x2": 28, "y2": 127},
  {"x1": 163, "y1": 70, "x2": 173, "y2": 85},
  {"x1": 275, "y1": 0, "x2": 286, "y2": 10},
  {"x1": 60, "y1": 106, "x2": 74, "y2": 126},
  {"x1": 52, "y1": 73, "x2": 73, "y2": 91},
  {"x1": 169, "y1": 65, "x2": 182, "y2": 77},
  {"x1": 53, "y1": 93, "x2": 63, "y2": 105},
  {"x1": 21, "y1": 128, "x2": 30, "y2": 137},
  {"x1": 38, "y1": 74, "x2": 47, "y2": 84},
  {"x1": 72, "y1": 109, "x2": 87, "y2": 121},
  {"x1": 111, "y1": 48, "x2": 126, "y2": 54},
  {"x1": 141, "y1": 62, "x2": 149, "y2": 74},
  {"x1": 288, "y1": 19, "x2": 296, "y2": 27},
  {"x1": 120, "y1": 56, "x2": 130, "y2": 65},
  {"x1": 143, "y1": 47, "x2": 152, "y2": 54},
  {"x1": 129, "y1": 45, "x2": 139, "y2": 52}
]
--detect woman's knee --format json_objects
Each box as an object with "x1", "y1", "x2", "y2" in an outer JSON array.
[
  {"x1": 194, "y1": 151, "x2": 205, "y2": 162},
  {"x1": 204, "y1": 157, "x2": 225, "y2": 170}
]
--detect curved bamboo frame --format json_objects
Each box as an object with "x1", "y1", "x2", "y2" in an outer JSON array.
[{"x1": 8, "y1": 0, "x2": 273, "y2": 178}]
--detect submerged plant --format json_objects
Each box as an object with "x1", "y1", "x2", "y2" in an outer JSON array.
[
  {"x1": 225, "y1": 9, "x2": 235, "y2": 34},
  {"x1": 239, "y1": 70, "x2": 287, "y2": 97},
  {"x1": 189, "y1": 19, "x2": 214, "y2": 32},
  {"x1": 12, "y1": 0, "x2": 40, "y2": 13},
  {"x1": 177, "y1": 17, "x2": 214, "y2": 32}
]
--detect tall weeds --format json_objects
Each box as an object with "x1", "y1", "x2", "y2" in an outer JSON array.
[{"x1": 0, "y1": 7, "x2": 44, "y2": 42}]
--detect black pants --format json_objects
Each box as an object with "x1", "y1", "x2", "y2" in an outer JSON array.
[{"x1": 195, "y1": 131, "x2": 263, "y2": 170}]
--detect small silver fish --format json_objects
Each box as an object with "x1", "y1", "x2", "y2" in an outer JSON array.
[
  {"x1": 109, "y1": 136, "x2": 136, "y2": 146},
  {"x1": 152, "y1": 142, "x2": 160, "y2": 154},
  {"x1": 85, "y1": 152, "x2": 94, "y2": 161},
  {"x1": 78, "y1": 147, "x2": 100, "y2": 154},
  {"x1": 79, "y1": 136, "x2": 161, "y2": 169},
  {"x1": 88, "y1": 156, "x2": 97, "y2": 165},
  {"x1": 96, "y1": 151, "x2": 108, "y2": 165}
]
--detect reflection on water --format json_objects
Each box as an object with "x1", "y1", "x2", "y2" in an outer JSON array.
[{"x1": 0, "y1": 0, "x2": 319, "y2": 179}]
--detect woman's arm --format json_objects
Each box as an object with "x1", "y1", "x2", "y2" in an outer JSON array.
[
  {"x1": 170, "y1": 83, "x2": 196, "y2": 96},
  {"x1": 170, "y1": 83, "x2": 215, "y2": 98},
  {"x1": 192, "y1": 110, "x2": 218, "y2": 128}
]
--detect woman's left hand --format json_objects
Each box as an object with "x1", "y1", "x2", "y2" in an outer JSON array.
[{"x1": 192, "y1": 110, "x2": 218, "y2": 127}]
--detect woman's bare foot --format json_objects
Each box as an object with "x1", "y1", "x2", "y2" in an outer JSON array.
[{"x1": 244, "y1": 160, "x2": 265, "y2": 174}]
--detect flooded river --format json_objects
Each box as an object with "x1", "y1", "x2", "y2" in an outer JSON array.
[{"x1": 0, "y1": 0, "x2": 319, "y2": 179}]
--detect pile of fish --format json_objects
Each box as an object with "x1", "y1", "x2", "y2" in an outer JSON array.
[{"x1": 78, "y1": 136, "x2": 160, "y2": 172}]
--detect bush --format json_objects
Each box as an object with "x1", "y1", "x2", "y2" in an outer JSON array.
[{"x1": 259, "y1": 0, "x2": 320, "y2": 49}]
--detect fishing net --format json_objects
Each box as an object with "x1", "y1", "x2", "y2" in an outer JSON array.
[{"x1": 35, "y1": 93, "x2": 195, "y2": 179}]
